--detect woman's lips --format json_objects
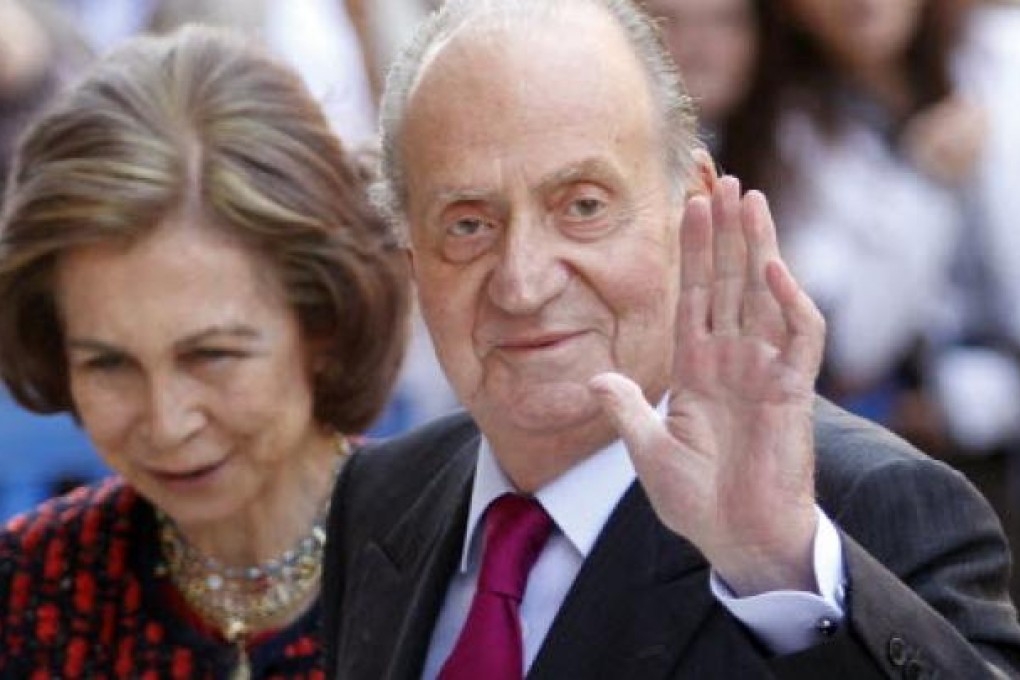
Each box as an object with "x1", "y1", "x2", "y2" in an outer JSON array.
[{"x1": 148, "y1": 458, "x2": 229, "y2": 487}]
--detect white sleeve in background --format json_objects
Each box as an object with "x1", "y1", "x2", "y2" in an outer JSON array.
[
  {"x1": 364, "y1": 0, "x2": 433, "y2": 83},
  {"x1": 710, "y1": 506, "x2": 846, "y2": 657},
  {"x1": 779, "y1": 114, "x2": 960, "y2": 385},
  {"x1": 954, "y1": 4, "x2": 1020, "y2": 347},
  {"x1": 265, "y1": 0, "x2": 377, "y2": 147}
]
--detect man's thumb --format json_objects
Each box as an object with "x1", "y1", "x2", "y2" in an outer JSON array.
[{"x1": 589, "y1": 372, "x2": 664, "y2": 455}]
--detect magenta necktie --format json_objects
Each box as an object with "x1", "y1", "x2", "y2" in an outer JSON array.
[{"x1": 438, "y1": 493, "x2": 553, "y2": 680}]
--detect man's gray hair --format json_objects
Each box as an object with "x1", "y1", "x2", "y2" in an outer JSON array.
[{"x1": 373, "y1": 0, "x2": 699, "y2": 232}]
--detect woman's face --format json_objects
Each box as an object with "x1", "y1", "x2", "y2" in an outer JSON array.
[
  {"x1": 56, "y1": 218, "x2": 329, "y2": 530},
  {"x1": 648, "y1": 0, "x2": 758, "y2": 123},
  {"x1": 783, "y1": 0, "x2": 926, "y2": 73}
]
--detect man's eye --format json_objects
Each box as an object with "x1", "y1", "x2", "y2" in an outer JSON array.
[
  {"x1": 448, "y1": 216, "x2": 490, "y2": 237},
  {"x1": 564, "y1": 197, "x2": 607, "y2": 220},
  {"x1": 440, "y1": 212, "x2": 498, "y2": 263}
]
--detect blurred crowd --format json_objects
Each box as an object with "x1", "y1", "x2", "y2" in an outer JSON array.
[{"x1": 2, "y1": 0, "x2": 1019, "y2": 573}]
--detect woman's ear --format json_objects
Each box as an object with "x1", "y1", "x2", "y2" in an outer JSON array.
[{"x1": 687, "y1": 147, "x2": 719, "y2": 199}]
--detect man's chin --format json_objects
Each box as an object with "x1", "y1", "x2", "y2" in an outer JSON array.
[{"x1": 477, "y1": 382, "x2": 607, "y2": 435}]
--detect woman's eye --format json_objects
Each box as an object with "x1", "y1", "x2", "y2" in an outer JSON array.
[
  {"x1": 564, "y1": 197, "x2": 607, "y2": 220},
  {"x1": 82, "y1": 354, "x2": 127, "y2": 372},
  {"x1": 187, "y1": 348, "x2": 244, "y2": 364}
]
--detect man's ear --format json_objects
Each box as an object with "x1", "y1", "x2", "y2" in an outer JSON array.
[
  {"x1": 686, "y1": 147, "x2": 719, "y2": 199},
  {"x1": 405, "y1": 245, "x2": 416, "y2": 279}
]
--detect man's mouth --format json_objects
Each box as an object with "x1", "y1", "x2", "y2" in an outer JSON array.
[{"x1": 496, "y1": 331, "x2": 584, "y2": 352}]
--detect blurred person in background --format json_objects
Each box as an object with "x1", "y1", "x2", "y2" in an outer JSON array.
[
  {"x1": 0, "y1": 25, "x2": 408, "y2": 677},
  {"x1": 0, "y1": 0, "x2": 105, "y2": 521},
  {"x1": 52, "y1": 0, "x2": 378, "y2": 149},
  {"x1": 1, "y1": 0, "x2": 88, "y2": 194},
  {"x1": 146, "y1": 0, "x2": 378, "y2": 149},
  {"x1": 643, "y1": 0, "x2": 760, "y2": 147},
  {"x1": 681, "y1": 0, "x2": 1020, "y2": 594},
  {"x1": 345, "y1": 0, "x2": 440, "y2": 98}
]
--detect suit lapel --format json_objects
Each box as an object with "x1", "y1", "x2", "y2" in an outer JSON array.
[
  {"x1": 338, "y1": 434, "x2": 477, "y2": 680},
  {"x1": 528, "y1": 482, "x2": 722, "y2": 679}
]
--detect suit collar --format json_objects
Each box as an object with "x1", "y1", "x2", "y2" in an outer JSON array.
[
  {"x1": 377, "y1": 431, "x2": 478, "y2": 571},
  {"x1": 339, "y1": 428, "x2": 479, "y2": 680},
  {"x1": 529, "y1": 482, "x2": 723, "y2": 678}
]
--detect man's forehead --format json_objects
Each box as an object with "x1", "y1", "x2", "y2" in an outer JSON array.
[
  {"x1": 401, "y1": 86, "x2": 657, "y2": 210},
  {"x1": 423, "y1": 156, "x2": 631, "y2": 204},
  {"x1": 401, "y1": 13, "x2": 656, "y2": 149},
  {"x1": 407, "y1": 4, "x2": 644, "y2": 109},
  {"x1": 393, "y1": 2, "x2": 679, "y2": 219}
]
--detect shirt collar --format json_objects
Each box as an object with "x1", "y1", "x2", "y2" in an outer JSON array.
[{"x1": 458, "y1": 436, "x2": 637, "y2": 572}]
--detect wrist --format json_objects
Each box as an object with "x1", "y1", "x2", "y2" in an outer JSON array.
[{"x1": 712, "y1": 508, "x2": 818, "y2": 597}]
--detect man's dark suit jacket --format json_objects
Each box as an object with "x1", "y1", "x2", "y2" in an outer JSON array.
[{"x1": 323, "y1": 400, "x2": 1020, "y2": 679}]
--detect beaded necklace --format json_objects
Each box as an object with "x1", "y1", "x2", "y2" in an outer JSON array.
[{"x1": 158, "y1": 436, "x2": 349, "y2": 679}]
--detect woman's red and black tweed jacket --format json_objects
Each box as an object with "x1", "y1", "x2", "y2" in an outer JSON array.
[{"x1": 0, "y1": 478, "x2": 325, "y2": 679}]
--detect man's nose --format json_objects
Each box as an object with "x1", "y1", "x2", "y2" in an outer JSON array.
[
  {"x1": 144, "y1": 374, "x2": 205, "y2": 451},
  {"x1": 486, "y1": 216, "x2": 569, "y2": 315}
]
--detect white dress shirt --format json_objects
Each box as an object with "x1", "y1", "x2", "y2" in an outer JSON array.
[{"x1": 421, "y1": 437, "x2": 846, "y2": 678}]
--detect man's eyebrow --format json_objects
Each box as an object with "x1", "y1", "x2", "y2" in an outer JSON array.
[
  {"x1": 426, "y1": 188, "x2": 511, "y2": 227},
  {"x1": 430, "y1": 158, "x2": 620, "y2": 205},
  {"x1": 432, "y1": 187, "x2": 501, "y2": 208},
  {"x1": 535, "y1": 158, "x2": 623, "y2": 194}
]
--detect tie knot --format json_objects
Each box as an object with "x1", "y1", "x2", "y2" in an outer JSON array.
[{"x1": 477, "y1": 494, "x2": 552, "y2": 601}]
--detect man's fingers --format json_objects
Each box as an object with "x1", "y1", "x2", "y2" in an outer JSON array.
[
  {"x1": 740, "y1": 191, "x2": 784, "y2": 343},
  {"x1": 679, "y1": 195, "x2": 712, "y2": 340},
  {"x1": 742, "y1": 191, "x2": 780, "y2": 292},
  {"x1": 710, "y1": 176, "x2": 746, "y2": 336},
  {"x1": 764, "y1": 260, "x2": 825, "y2": 374},
  {"x1": 589, "y1": 372, "x2": 670, "y2": 457}
]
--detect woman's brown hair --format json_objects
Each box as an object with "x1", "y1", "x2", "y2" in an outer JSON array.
[{"x1": 0, "y1": 25, "x2": 409, "y2": 433}]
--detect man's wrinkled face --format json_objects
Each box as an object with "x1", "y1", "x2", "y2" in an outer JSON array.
[{"x1": 401, "y1": 12, "x2": 685, "y2": 443}]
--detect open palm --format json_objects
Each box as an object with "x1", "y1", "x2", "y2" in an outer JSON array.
[{"x1": 592, "y1": 171, "x2": 826, "y2": 596}]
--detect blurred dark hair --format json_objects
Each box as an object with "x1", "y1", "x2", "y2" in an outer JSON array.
[{"x1": 716, "y1": 0, "x2": 966, "y2": 204}]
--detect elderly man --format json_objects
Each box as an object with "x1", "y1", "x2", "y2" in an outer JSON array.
[{"x1": 323, "y1": 0, "x2": 1020, "y2": 677}]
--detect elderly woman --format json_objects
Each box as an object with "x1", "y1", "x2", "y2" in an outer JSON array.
[{"x1": 0, "y1": 26, "x2": 408, "y2": 678}]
